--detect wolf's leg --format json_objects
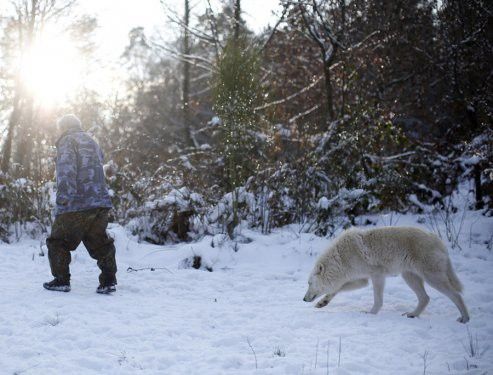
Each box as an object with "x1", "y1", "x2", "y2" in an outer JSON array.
[
  {"x1": 368, "y1": 274, "x2": 385, "y2": 314},
  {"x1": 340, "y1": 278, "x2": 369, "y2": 291},
  {"x1": 401, "y1": 272, "x2": 429, "y2": 318},
  {"x1": 423, "y1": 272, "x2": 470, "y2": 323},
  {"x1": 316, "y1": 294, "x2": 334, "y2": 308},
  {"x1": 316, "y1": 279, "x2": 368, "y2": 308}
]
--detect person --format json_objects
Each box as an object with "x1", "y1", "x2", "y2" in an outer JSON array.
[{"x1": 43, "y1": 114, "x2": 117, "y2": 294}]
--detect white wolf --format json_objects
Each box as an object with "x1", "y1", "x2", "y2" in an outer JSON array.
[{"x1": 303, "y1": 226, "x2": 469, "y2": 323}]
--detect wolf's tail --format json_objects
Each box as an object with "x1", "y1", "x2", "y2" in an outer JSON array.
[{"x1": 447, "y1": 259, "x2": 463, "y2": 293}]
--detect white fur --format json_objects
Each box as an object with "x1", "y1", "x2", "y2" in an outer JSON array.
[{"x1": 303, "y1": 226, "x2": 469, "y2": 323}]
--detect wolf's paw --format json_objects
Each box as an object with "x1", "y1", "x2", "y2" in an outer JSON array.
[
  {"x1": 364, "y1": 306, "x2": 381, "y2": 315},
  {"x1": 315, "y1": 300, "x2": 328, "y2": 308},
  {"x1": 457, "y1": 316, "x2": 470, "y2": 324},
  {"x1": 402, "y1": 312, "x2": 417, "y2": 319},
  {"x1": 315, "y1": 294, "x2": 333, "y2": 308}
]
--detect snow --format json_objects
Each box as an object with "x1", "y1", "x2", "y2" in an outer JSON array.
[
  {"x1": 208, "y1": 116, "x2": 221, "y2": 127},
  {"x1": 416, "y1": 184, "x2": 442, "y2": 199},
  {"x1": 318, "y1": 196, "x2": 330, "y2": 209},
  {"x1": 1, "y1": 211, "x2": 493, "y2": 374},
  {"x1": 339, "y1": 188, "x2": 366, "y2": 200},
  {"x1": 275, "y1": 124, "x2": 292, "y2": 138},
  {"x1": 408, "y1": 194, "x2": 433, "y2": 213},
  {"x1": 461, "y1": 156, "x2": 481, "y2": 166},
  {"x1": 145, "y1": 188, "x2": 199, "y2": 211}
]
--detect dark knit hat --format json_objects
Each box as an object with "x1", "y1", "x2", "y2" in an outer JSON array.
[{"x1": 57, "y1": 114, "x2": 82, "y2": 133}]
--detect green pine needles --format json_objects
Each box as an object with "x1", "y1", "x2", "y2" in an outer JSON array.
[{"x1": 213, "y1": 36, "x2": 262, "y2": 192}]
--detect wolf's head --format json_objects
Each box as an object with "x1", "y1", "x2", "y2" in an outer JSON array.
[
  {"x1": 303, "y1": 247, "x2": 347, "y2": 302},
  {"x1": 303, "y1": 262, "x2": 326, "y2": 302}
]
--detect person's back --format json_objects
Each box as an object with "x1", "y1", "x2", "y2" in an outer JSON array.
[
  {"x1": 56, "y1": 127, "x2": 112, "y2": 215},
  {"x1": 44, "y1": 114, "x2": 117, "y2": 294}
]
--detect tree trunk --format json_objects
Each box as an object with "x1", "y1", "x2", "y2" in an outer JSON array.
[
  {"x1": 182, "y1": 0, "x2": 193, "y2": 147},
  {"x1": 1, "y1": 94, "x2": 21, "y2": 174},
  {"x1": 474, "y1": 164, "x2": 483, "y2": 209},
  {"x1": 14, "y1": 96, "x2": 34, "y2": 177},
  {"x1": 12, "y1": 0, "x2": 38, "y2": 177},
  {"x1": 323, "y1": 60, "x2": 335, "y2": 124},
  {"x1": 233, "y1": 0, "x2": 241, "y2": 40},
  {"x1": 339, "y1": 0, "x2": 346, "y2": 117}
]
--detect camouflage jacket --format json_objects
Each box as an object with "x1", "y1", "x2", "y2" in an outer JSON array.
[{"x1": 55, "y1": 129, "x2": 112, "y2": 215}]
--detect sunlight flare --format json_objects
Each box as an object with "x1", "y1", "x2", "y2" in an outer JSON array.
[{"x1": 19, "y1": 33, "x2": 84, "y2": 108}]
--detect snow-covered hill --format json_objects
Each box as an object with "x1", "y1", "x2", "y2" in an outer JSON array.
[{"x1": 0, "y1": 209, "x2": 492, "y2": 374}]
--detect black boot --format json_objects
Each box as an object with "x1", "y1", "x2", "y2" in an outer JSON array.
[
  {"x1": 43, "y1": 279, "x2": 71, "y2": 292},
  {"x1": 96, "y1": 282, "x2": 116, "y2": 294}
]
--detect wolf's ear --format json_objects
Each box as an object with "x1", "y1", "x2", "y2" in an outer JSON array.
[{"x1": 316, "y1": 263, "x2": 324, "y2": 275}]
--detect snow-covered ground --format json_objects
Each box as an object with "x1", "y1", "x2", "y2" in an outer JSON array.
[{"x1": 1, "y1": 209, "x2": 492, "y2": 374}]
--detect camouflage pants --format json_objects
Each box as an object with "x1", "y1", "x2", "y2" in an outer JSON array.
[{"x1": 47, "y1": 208, "x2": 117, "y2": 285}]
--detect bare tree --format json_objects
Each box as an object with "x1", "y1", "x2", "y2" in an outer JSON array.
[
  {"x1": 0, "y1": 0, "x2": 76, "y2": 176},
  {"x1": 338, "y1": 0, "x2": 346, "y2": 116},
  {"x1": 297, "y1": 0, "x2": 343, "y2": 124},
  {"x1": 1, "y1": 84, "x2": 22, "y2": 174},
  {"x1": 182, "y1": 0, "x2": 194, "y2": 147}
]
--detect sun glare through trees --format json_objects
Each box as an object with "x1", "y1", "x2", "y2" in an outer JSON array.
[{"x1": 19, "y1": 32, "x2": 84, "y2": 108}]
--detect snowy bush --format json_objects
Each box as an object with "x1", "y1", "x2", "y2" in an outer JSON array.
[
  {"x1": 179, "y1": 255, "x2": 213, "y2": 272},
  {"x1": 102, "y1": 113, "x2": 490, "y2": 244},
  {"x1": 458, "y1": 128, "x2": 493, "y2": 212},
  {"x1": 127, "y1": 187, "x2": 208, "y2": 244},
  {"x1": 0, "y1": 173, "x2": 53, "y2": 242}
]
